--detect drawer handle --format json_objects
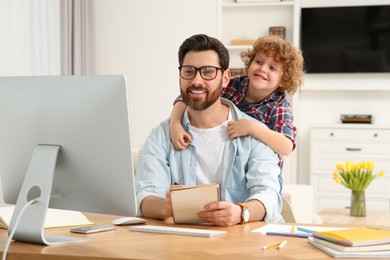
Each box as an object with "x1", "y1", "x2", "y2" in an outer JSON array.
[{"x1": 346, "y1": 148, "x2": 362, "y2": 152}]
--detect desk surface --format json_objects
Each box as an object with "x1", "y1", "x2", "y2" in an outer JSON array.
[
  {"x1": 319, "y1": 208, "x2": 390, "y2": 228},
  {"x1": 0, "y1": 212, "x2": 374, "y2": 260}
]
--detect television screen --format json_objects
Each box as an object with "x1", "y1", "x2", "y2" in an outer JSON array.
[{"x1": 301, "y1": 5, "x2": 390, "y2": 73}]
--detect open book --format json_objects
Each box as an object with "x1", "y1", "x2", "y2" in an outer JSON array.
[
  {"x1": 0, "y1": 206, "x2": 93, "y2": 229},
  {"x1": 170, "y1": 183, "x2": 220, "y2": 224}
]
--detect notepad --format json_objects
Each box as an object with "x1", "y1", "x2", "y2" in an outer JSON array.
[
  {"x1": 313, "y1": 227, "x2": 390, "y2": 247},
  {"x1": 0, "y1": 206, "x2": 93, "y2": 229},
  {"x1": 170, "y1": 183, "x2": 220, "y2": 224},
  {"x1": 311, "y1": 236, "x2": 390, "y2": 252},
  {"x1": 308, "y1": 237, "x2": 390, "y2": 258}
]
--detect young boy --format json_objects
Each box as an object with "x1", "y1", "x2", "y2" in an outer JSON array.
[{"x1": 170, "y1": 35, "x2": 304, "y2": 170}]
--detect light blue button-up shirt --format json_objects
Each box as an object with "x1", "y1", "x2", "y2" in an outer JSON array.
[{"x1": 135, "y1": 98, "x2": 283, "y2": 222}]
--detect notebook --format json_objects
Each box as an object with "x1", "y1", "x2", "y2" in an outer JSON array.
[
  {"x1": 311, "y1": 236, "x2": 390, "y2": 252},
  {"x1": 308, "y1": 237, "x2": 390, "y2": 258},
  {"x1": 313, "y1": 227, "x2": 390, "y2": 247},
  {"x1": 170, "y1": 183, "x2": 220, "y2": 224}
]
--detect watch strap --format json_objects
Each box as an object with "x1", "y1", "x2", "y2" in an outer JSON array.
[{"x1": 236, "y1": 202, "x2": 249, "y2": 224}]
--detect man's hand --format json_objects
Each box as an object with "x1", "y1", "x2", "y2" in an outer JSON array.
[{"x1": 197, "y1": 201, "x2": 242, "y2": 227}]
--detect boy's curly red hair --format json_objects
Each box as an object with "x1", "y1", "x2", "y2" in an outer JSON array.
[{"x1": 240, "y1": 35, "x2": 304, "y2": 94}]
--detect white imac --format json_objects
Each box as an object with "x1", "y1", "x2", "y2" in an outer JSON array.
[{"x1": 0, "y1": 75, "x2": 137, "y2": 245}]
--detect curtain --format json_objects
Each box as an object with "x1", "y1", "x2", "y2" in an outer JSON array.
[
  {"x1": 0, "y1": 0, "x2": 61, "y2": 76},
  {"x1": 0, "y1": 0, "x2": 92, "y2": 76},
  {"x1": 60, "y1": 0, "x2": 93, "y2": 75}
]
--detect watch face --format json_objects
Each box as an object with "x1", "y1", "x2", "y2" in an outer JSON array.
[{"x1": 243, "y1": 208, "x2": 250, "y2": 222}]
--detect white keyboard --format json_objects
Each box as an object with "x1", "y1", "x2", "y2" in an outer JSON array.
[{"x1": 129, "y1": 225, "x2": 227, "y2": 238}]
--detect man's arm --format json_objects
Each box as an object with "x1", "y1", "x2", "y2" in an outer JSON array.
[
  {"x1": 140, "y1": 195, "x2": 168, "y2": 219},
  {"x1": 140, "y1": 187, "x2": 176, "y2": 219}
]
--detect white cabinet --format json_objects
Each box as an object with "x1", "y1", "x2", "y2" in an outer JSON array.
[
  {"x1": 218, "y1": 0, "x2": 296, "y2": 68},
  {"x1": 310, "y1": 125, "x2": 390, "y2": 213}
]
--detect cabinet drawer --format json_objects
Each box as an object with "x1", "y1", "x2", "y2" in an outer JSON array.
[
  {"x1": 311, "y1": 128, "x2": 390, "y2": 141},
  {"x1": 313, "y1": 142, "x2": 390, "y2": 157}
]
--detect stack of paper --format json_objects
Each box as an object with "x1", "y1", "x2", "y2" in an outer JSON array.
[
  {"x1": 309, "y1": 227, "x2": 390, "y2": 258},
  {"x1": 0, "y1": 206, "x2": 93, "y2": 229}
]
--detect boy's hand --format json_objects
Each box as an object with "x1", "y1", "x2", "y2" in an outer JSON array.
[
  {"x1": 170, "y1": 122, "x2": 192, "y2": 150},
  {"x1": 227, "y1": 119, "x2": 253, "y2": 139}
]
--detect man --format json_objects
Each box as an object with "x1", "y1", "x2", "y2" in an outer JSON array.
[{"x1": 135, "y1": 34, "x2": 282, "y2": 226}]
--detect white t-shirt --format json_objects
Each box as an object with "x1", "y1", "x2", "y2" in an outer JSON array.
[{"x1": 190, "y1": 110, "x2": 232, "y2": 185}]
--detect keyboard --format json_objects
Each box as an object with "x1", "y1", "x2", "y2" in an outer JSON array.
[{"x1": 128, "y1": 225, "x2": 227, "y2": 238}]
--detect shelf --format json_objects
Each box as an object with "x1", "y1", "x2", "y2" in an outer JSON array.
[
  {"x1": 223, "y1": 1, "x2": 294, "y2": 8},
  {"x1": 226, "y1": 45, "x2": 251, "y2": 50},
  {"x1": 311, "y1": 124, "x2": 390, "y2": 130}
]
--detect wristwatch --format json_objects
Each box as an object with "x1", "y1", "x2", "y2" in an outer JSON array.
[{"x1": 236, "y1": 203, "x2": 250, "y2": 224}]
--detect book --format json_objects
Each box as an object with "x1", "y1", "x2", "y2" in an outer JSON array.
[
  {"x1": 0, "y1": 206, "x2": 93, "y2": 229},
  {"x1": 170, "y1": 183, "x2": 220, "y2": 224},
  {"x1": 311, "y1": 236, "x2": 390, "y2": 252},
  {"x1": 340, "y1": 114, "x2": 372, "y2": 124},
  {"x1": 313, "y1": 227, "x2": 390, "y2": 247},
  {"x1": 308, "y1": 237, "x2": 390, "y2": 258}
]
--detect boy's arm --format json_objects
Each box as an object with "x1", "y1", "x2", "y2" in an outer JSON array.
[
  {"x1": 169, "y1": 101, "x2": 192, "y2": 149},
  {"x1": 227, "y1": 119, "x2": 293, "y2": 156}
]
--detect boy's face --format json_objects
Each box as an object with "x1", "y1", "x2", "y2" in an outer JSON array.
[{"x1": 246, "y1": 52, "x2": 284, "y2": 98}]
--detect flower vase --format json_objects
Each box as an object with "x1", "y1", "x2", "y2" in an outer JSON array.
[{"x1": 350, "y1": 190, "x2": 366, "y2": 217}]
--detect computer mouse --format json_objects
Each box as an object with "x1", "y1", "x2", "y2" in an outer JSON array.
[{"x1": 112, "y1": 216, "x2": 147, "y2": 226}]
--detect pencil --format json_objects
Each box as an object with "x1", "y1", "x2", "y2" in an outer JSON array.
[
  {"x1": 297, "y1": 226, "x2": 315, "y2": 233},
  {"x1": 277, "y1": 240, "x2": 288, "y2": 249},
  {"x1": 261, "y1": 240, "x2": 286, "y2": 250}
]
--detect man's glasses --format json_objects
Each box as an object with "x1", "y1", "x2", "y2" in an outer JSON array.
[{"x1": 178, "y1": 65, "x2": 222, "y2": 80}]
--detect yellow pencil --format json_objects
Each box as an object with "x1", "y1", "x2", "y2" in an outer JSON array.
[{"x1": 261, "y1": 240, "x2": 286, "y2": 250}]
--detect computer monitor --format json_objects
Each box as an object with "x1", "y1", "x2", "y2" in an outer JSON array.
[{"x1": 0, "y1": 75, "x2": 137, "y2": 244}]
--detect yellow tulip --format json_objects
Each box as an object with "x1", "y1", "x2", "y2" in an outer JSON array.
[
  {"x1": 334, "y1": 176, "x2": 341, "y2": 184},
  {"x1": 333, "y1": 161, "x2": 385, "y2": 191},
  {"x1": 367, "y1": 161, "x2": 375, "y2": 171},
  {"x1": 360, "y1": 162, "x2": 365, "y2": 170},
  {"x1": 346, "y1": 161, "x2": 354, "y2": 172},
  {"x1": 336, "y1": 163, "x2": 344, "y2": 171}
]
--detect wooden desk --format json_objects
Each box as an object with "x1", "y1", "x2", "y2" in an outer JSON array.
[
  {"x1": 319, "y1": 208, "x2": 390, "y2": 228},
  {"x1": 0, "y1": 212, "x2": 369, "y2": 260}
]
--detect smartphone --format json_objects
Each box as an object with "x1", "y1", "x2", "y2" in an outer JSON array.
[{"x1": 70, "y1": 225, "x2": 116, "y2": 234}]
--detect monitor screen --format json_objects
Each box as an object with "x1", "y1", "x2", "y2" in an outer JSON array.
[
  {"x1": 0, "y1": 75, "x2": 137, "y2": 217},
  {"x1": 301, "y1": 5, "x2": 390, "y2": 73}
]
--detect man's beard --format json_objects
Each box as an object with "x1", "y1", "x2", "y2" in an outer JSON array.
[{"x1": 180, "y1": 84, "x2": 222, "y2": 111}]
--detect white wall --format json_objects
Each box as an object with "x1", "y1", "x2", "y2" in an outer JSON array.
[{"x1": 87, "y1": 0, "x2": 219, "y2": 149}]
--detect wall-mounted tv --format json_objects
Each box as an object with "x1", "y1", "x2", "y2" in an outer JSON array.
[{"x1": 301, "y1": 5, "x2": 390, "y2": 73}]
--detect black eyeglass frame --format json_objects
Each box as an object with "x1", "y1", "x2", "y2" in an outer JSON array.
[{"x1": 178, "y1": 65, "x2": 223, "y2": 80}]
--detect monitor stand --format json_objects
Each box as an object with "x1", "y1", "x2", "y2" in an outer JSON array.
[{"x1": 8, "y1": 145, "x2": 87, "y2": 245}]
